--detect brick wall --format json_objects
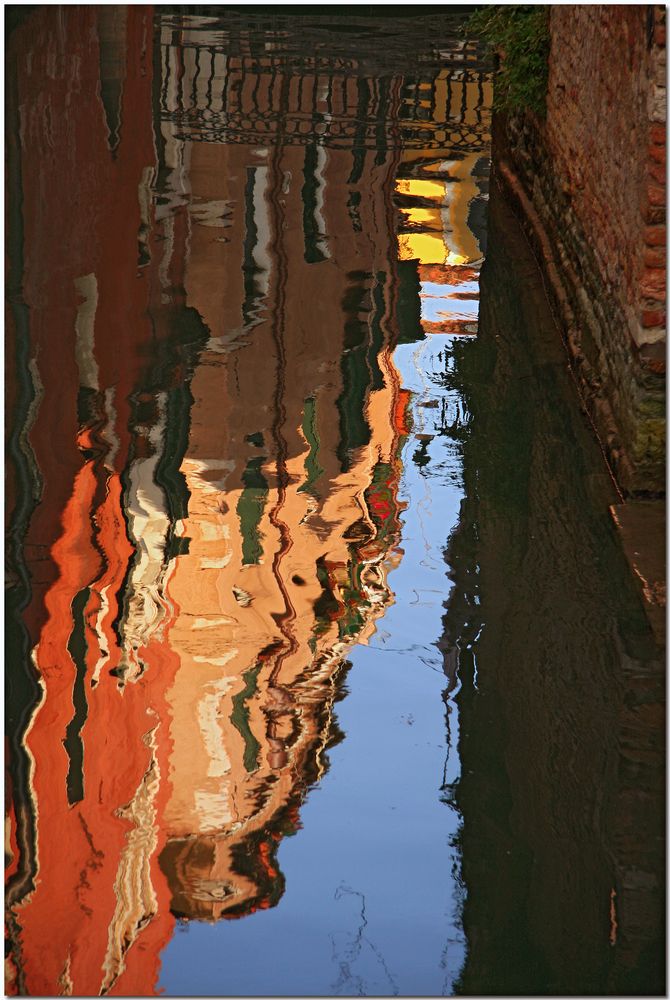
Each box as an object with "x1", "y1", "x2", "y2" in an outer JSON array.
[{"x1": 496, "y1": 5, "x2": 666, "y2": 494}]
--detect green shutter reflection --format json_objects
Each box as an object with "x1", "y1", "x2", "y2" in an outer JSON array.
[
  {"x1": 230, "y1": 664, "x2": 262, "y2": 774},
  {"x1": 236, "y1": 456, "x2": 268, "y2": 565},
  {"x1": 298, "y1": 397, "x2": 324, "y2": 496}
]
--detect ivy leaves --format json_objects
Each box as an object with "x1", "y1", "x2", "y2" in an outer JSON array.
[{"x1": 467, "y1": 5, "x2": 550, "y2": 116}]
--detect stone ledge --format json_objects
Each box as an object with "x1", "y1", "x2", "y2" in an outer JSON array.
[
  {"x1": 493, "y1": 154, "x2": 636, "y2": 489},
  {"x1": 609, "y1": 500, "x2": 666, "y2": 647},
  {"x1": 493, "y1": 139, "x2": 665, "y2": 496}
]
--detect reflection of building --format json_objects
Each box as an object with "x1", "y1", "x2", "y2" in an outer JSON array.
[
  {"x1": 151, "y1": 13, "x2": 490, "y2": 919},
  {"x1": 6, "y1": 8, "x2": 491, "y2": 996},
  {"x1": 394, "y1": 70, "x2": 492, "y2": 338},
  {"x1": 5, "y1": 8, "x2": 181, "y2": 997},
  {"x1": 153, "y1": 19, "x2": 411, "y2": 918}
]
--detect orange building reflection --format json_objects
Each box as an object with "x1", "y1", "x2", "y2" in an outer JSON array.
[
  {"x1": 6, "y1": 8, "x2": 181, "y2": 996},
  {"x1": 5, "y1": 9, "x2": 490, "y2": 996},
  {"x1": 149, "y1": 18, "x2": 413, "y2": 925}
]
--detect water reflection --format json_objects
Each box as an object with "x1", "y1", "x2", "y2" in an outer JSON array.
[
  {"x1": 442, "y1": 189, "x2": 665, "y2": 996},
  {"x1": 8, "y1": 7, "x2": 662, "y2": 998},
  {"x1": 6, "y1": 8, "x2": 490, "y2": 996}
]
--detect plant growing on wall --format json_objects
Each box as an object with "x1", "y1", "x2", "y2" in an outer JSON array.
[{"x1": 467, "y1": 5, "x2": 550, "y2": 116}]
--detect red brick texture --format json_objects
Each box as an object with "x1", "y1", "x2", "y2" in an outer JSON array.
[
  {"x1": 545, "y1": 5, "x2": 666, "y2": 348},
  {"x1": 497, "y1": 5, "x2": 666, "y2": 493}
]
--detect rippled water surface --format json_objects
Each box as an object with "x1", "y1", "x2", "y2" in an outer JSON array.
[{"x1": 6, "y1": 7, "x2": 664, "y2": 997}]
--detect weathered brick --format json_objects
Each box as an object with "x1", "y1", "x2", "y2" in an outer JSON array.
[
  {"x1": 644, "y1": 225, "x2": 666, "y2": 246},
  {"x1": 649, "y1": 122, "x2": 666, "y2": 145},
  {"x1": 640, "y1": 269, "x2": 667, "y2": 300},
  {"x1": 648, "y1": 143, "x2": 666, "y2": 165},
  {"x1": 642, "y1": 308, "x2": 666, "y2": 328},
  {"x1": 503, "y1": 4, "x2": 666, "y2": 491},
  {"x1": 644, "y1": 245, "x2": 667, "y2": 267},
  {"x1": 645, "y1": 204, "x2": 666, "y2": 226},
  {"x1": 641, "y1": 266, "x2": 666, "y2": 288},
  {"x1": 647, "y1": 182, "x2": 666, "y2": 207},
  {"x1": 649, "y1": 161, "x2": 667, "y2": 185}
]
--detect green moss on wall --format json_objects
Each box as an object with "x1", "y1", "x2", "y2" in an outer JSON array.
[{"x1": 468, "y1": 5, "x2": 550, "y2": 116}]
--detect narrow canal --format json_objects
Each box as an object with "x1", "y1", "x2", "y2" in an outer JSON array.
[{"x1": 5, "y1": 8, "x2": 664, "y2": 997}]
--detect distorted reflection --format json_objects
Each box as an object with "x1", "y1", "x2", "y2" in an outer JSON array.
[
  {"x1": 10, "y1": 8, "x2": 661, "y2": 999},
  {"x1": 6, "y1": 8, "x2": 490, "y2": 996}
]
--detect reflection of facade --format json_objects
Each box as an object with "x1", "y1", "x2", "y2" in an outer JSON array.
[
  {"x1": 394, "y1": 71, "x2": 491, "y2": 338},
  {"x1": 6, "y1": 8, "x2": 490, "y2": 997},
  {"x1": 154, "y1": 19, "x2": 410, "y2": 919},
  {"x1": 6, "y1": 8, "x2": 180, "y2": 997},
  {"x1": 152, "y1": 16, "x2": 490, "y2": 917}
]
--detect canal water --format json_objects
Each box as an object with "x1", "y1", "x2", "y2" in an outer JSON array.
[{"x1": 5, "y1": 7, "x2": 664, "y2": 997}]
